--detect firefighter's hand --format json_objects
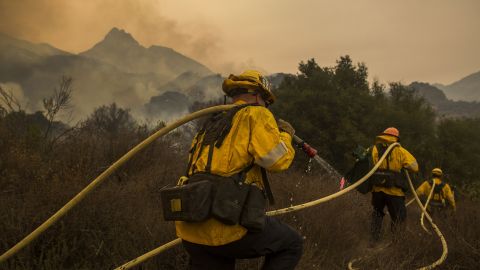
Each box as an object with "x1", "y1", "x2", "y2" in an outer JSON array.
[{"x1": 277, "y1": 119, "x2": 295, "y2": 136}]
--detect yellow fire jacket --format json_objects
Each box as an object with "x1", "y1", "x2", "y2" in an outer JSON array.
[
  {"x1": 416, "y1": 177, "x2": 456, "y2": 210},
  {"x1": 371, "y1": 135, "x2": 419, "y2": 197},
  {"x1": 175, "y1": 100, "x2": 295, "y2": 246}
]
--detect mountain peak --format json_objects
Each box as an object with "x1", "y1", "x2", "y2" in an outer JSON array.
[
  {"x1": 103, "y1": 27, "x2": 139, "y2": 46},
  {"x1": 80, "y1": 27, "x2": 211, "y2": 79}
]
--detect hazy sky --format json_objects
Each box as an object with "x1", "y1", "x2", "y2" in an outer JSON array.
[{"x1": 1, "y1": 0, "x2": 479, "y2": 84}]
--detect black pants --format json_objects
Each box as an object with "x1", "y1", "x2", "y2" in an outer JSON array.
[
  {"x1": 182, "y1": 217, "x2": 303, "y2": 270},
  {"x1": 371, "y1": 191, "x2": 406, "y2": 242}
]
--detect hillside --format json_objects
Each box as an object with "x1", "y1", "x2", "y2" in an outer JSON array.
[
  {"x1": 144, "y1": 73, "x2": 285, "y2": 119},
  {"x1": 0, "y1": 32, "x2": 69, "y2": 88},
  {"x1": 436, "y1": 71, "x2": 480, "y2": 102},
  {"x1": 410, "y1": 82, "x2": 480, "y2": 118},
  {"x1": 0, "y1": 32, "x2": 68, "y2": 63},
  {"x1": 0, "y1": 29, "x2": 214, "y2": 119},
  {"x1": 80, "y1": 28, "x2": 211, "y2": 80}
]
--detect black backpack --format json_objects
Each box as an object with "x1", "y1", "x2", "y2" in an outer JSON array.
[
  {"x1": 432, "y1": 181, "x2": 446, "y2": 201},
  {"x1": 345, "y1": 143, "x2": 405, "y2": 194},
  {"x1": 345, "y1": 145, "x2": 373, "y2": 194}
]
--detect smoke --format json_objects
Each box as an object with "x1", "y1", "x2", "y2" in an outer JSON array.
[
  {"x1": 218, "y1": 58, "x2": 269, "y2": 77},
  {"x1": 0, "y1": 82, "x2": 43, "y2": 112},
  {"x1": 0, "y1": 0, "x2": 223, "y2": 69},
  {"x1": 0, "y1": 0, "x2": 268, "y2": 123}
]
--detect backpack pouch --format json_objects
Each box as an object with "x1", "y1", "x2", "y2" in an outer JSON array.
[
  {"x1": 240, "y1": 184, "x2": 267, "y2": 232},
  {"x1": 211, "y1": 178, "x2": 250, "y2": 225},
  {"x1": 160, "y1": 179, "x2": 213, "y2": 222}
]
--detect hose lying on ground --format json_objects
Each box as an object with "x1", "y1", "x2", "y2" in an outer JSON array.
[
  {"x1": 347, "y1": 172, "x2": 447, "y2": 270},
  {"x1": 114, "y1": 143, "x2": 400, "y2": 270},
  {"x1": 0, "y1": 104, "x2": 238, "y2": 264},
  {"x1": 0, "y1": 104, "x2": 447, "y2": 270},
  {"x1": 405, "y1": 171, "x2": 448, "y2": 270}
]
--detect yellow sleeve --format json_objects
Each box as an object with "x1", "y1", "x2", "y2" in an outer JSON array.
[
  {"x1": 443, "y1": 184, "x2": 456, "y2": 210},
  {"x1": 248, "y1": 107, "x2": 295, "y2": 172},
  {"x1": 400, "y1": 147, "x2": 419, "y2": 172},
  {"x1": 416, "y1": 181, "x2": 430, "y2": 197}
]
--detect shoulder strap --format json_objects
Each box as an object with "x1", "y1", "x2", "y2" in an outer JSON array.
[
  {"x1": 261, "y1": 167, "x2": 275, "y2": 205},
  {"x1": 376, "y1": 143, "x2": 391, "y2": 170},
  {"x1": 205, "y1": 142, "x2": 215, "y2": 173},
  {"x1": 186, "y1": 134, "x2": 201, "y2": 176},
  {"x1": 187, "y1": 104, "x2": 256, "y2": 176},
  {"x1": 432, "y1": 181, "x2": 445, "y2": 195}
]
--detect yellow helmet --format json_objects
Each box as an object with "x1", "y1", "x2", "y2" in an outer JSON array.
[
  {"x1": 432, "y1": 168, "x2": 443, "y2": 176},
  {"x1": 222, "y1": 70, "x2": 275, "y2": 105}
]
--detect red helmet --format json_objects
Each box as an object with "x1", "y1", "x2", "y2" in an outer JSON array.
[{"x1": 382, "y1": 127, "x2": 399, "y2": 138}]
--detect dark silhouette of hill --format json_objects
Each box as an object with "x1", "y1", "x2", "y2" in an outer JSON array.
[
  {"x1": 144, "y1": 72, "x2": 286, "y2": 119},
  {"x1": 3, "y1": 28, "x2": 479, "y2": 121},
  {"x1": 80, "y1": 28, "x2": 211, "y2": 80},
  {"x1": 0, "y1": 28, "x2": 213, "y2": 119},
  {"x1": 0, "y1": 32, "x2": 68, "y2": 62},
  {"x1": 410, "y1": 82, "x2": 480, "y2": 118},
  {"x1": 435, "y1": 71, "x2": 480, "y2": 102},
  {"x1": 0, "y1": 32, "x2": 70, "y2": 89},
  {"x1": 145, "y1": 91, "x2": 190, "y2": 120}
]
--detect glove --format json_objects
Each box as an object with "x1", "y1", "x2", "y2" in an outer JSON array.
[{"x1": 277, "y1": 119, "x2": 295, "y2": 136}]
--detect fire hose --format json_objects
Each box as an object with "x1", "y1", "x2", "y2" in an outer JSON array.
[
  {"x1": 114, "y1": 142, "x2": 406, "y2": 270},
  {"x1": 0, "y1": 104, "x2": 447, "y2": 270},
  {"x1": 0, "y1": 104, "x2": 237, "y2": 263},
  {"x1": 420, "y1": 181, "x2": 436, "y2": 234},
  {"x1": 116, "y1": 145, "x2": 447, "y2": 270},
  {"x1": 347, "y1": 172, "x2": 447, "y2": 270},
  {"x1": 407, "y1": 171, "x2": 448, "y2": 270}
]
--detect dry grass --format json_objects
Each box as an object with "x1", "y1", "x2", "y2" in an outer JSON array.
[
  {"x1": 1, "y1": 122, "x2": 479, "y2": 270},
  {"x1": 267, "y1": 169, "x2": 480, "y2": 270}
]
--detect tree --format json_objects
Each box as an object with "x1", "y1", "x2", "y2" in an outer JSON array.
[
  {"x1": 272, "y1": 56, "x2": 436, "y2": 174},
  {"x1": 41, "y1": 76, "x2": 75, "y2": 152},
  {"x1": 83, "y1": 103, "x2": 137, "y2": 163},
  {"x1": 436, "y1": 118, "x2": 480, "y2": 191},
  {"x1": 0, "y1": 85, "x2": 22, "y2": 116},
  {"x1": 42, "y1": 76, "x2": 73, "y2": 138}
]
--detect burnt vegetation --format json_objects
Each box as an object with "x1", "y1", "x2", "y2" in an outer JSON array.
[{"x1": 1, "y1": 57, "x2": 480, "y2": 269}]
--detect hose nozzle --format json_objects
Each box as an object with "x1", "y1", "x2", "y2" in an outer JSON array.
[{"x1": 302, "y1": 142, "x2": 318, "y2": 158}]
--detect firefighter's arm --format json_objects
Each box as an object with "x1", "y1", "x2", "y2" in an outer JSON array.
[
  {"x1": 248, "y1": 108, "x2": 295, "y2": 172},
  {"x1": 444, "y1": 184, "x2": 456, "y2": 211},
  {"x1": 416, "y1": 181, "x2": 429, "y2": 197},
  {"x1": 400, "y1": 148, "x2": 419, "y2": 173}
]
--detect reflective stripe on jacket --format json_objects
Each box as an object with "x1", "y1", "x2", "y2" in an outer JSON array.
[
  {"x1": 371, "y1": 135, "x2": 418, "y2": 196},
  {"x1": 416, "y1": 177, "x2": 456, "y2": 210},
  {"x1": 176, "y1": 100, "x2": 295, "y2": 246}
]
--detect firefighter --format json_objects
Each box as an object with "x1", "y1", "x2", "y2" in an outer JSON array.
[
  {"x1": 416, "y1": 168, "x2": 456, "y2": 214},
  {"x1": 176, "y1": 70, "x2": 302, "y2": 270},
  {"x1": 369, "y1": 127, "x2": 419, "y2": 243}
]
